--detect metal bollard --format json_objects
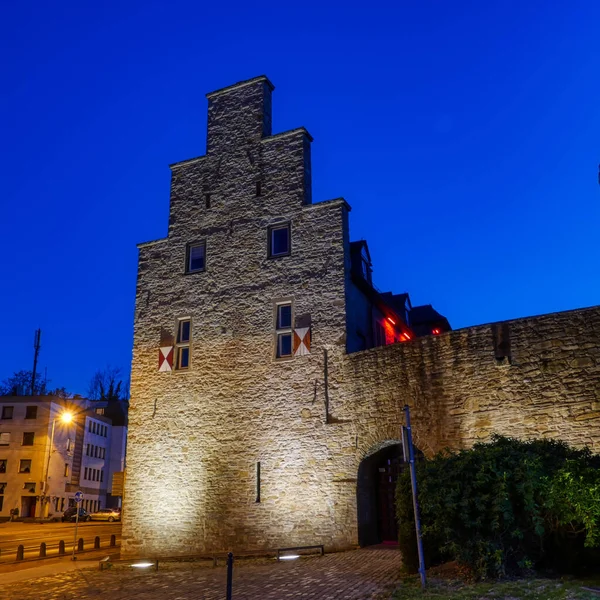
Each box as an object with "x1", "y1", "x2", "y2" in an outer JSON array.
[
  {"x1": 17, "y1": 545, "x2": 24, "y2": 561},
  {"x1": 78, "y1": 538, "x2": 84, "y2": 552},
  {"x1": 59, "y1": 540, "x2": 66, "y2": 555},
  {"x1": 110, "y1": 534, "x2": 116, "y2": 547},
  {"x1": 94, "y1": 536, "x2": 100, "y2": 549},
  {"x1": 226, "y1": 552, "x2": 234, "y2": 600},
  {"x1": 39, "y1": 542, "x2": 47, "y2": 558}
]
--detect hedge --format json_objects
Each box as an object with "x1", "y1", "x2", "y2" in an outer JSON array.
[{"x1": 396, "y1": 436, "x2": 600, "y2": 579}]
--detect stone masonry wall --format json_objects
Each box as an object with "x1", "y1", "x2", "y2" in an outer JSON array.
[
  {"x1": 122, "y1": 76, "x2": 600, "y2": 559},
  {"x1": 123, "y1": 77, "x2": 354, "y2": 557}
]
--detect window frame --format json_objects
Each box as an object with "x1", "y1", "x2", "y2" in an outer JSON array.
[
  {"x1": 22, "y1": 432, "x2": 35, "y2": 446},
  {"x1": 0, "y1": 433, "x2": 10, "y2": 446},
  {"x1": 175, "y1": 317, "x2": 192, "y2": 370},
  {"x1": 268, "y1": 223, "x2": 291, "y2": 258},
  {"x1": 185, "y1": 241, "x2": 206, "y2": 274},
  {"x1": 25, "y1": 406, "x2": 38, "y2": 419},
  {"x1": 374, "y1": 321, "x2": 386, "y2": 347},
  {"x1": 19, "y1": 459, "x2": 32, "y2": 473},
  {"x1": 274, "y1": 299, "x2": 294, "y2": 360},
  {"x1": 1, "y1": 406, "x2": 14, "y2": 420}
]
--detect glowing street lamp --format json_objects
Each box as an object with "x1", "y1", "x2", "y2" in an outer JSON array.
[{"x1": 42, "y1": 410, "x2": 74, "y2": 517}]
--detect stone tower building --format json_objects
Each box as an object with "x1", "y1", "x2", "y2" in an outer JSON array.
[{"x1": 123, "y1": 76, "x2": 600, "y2": 557}]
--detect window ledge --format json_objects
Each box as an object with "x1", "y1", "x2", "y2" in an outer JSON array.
[{"x1": 183, "y1": 269, "x2": 206, "y2": 275}]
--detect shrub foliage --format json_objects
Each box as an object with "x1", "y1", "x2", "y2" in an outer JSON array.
[{"x1": 395, "y1": 436, "x2": 600, "y2": 579}]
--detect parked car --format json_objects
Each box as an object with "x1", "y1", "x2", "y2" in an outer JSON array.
[
  {"x1": 89, "y1": 508, "x2": 121, "y2": 522},
  {"x1": 61, "y1": 507, "x2": 91, "y2": 522}
]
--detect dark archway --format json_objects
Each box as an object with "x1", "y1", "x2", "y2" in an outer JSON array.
[{"x1": 356, "y1": 443, "x2": 404, "y2": 547}]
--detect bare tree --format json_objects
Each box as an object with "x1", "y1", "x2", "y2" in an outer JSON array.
[
  {"x1": 87, "y1": 366, "x2": 128, "y2": 401},
  {"x1": 0, "y1": 370, "x2": 47, "y2": 396},
  {"x1": 0, "y1": 370, "x2": 71, "y2": 397}
]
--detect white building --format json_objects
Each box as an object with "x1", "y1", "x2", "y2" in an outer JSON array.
[{"x1": 0, "y1": 396, "x2": 126, "y2": 520}]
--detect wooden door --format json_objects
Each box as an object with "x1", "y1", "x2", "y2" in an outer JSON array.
[{"x1": 377, "y1": 455, "x2": 402, "y2": 542}]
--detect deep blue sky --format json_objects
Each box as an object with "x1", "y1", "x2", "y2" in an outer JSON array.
[{"x1": 1, "y1": 1, "x2": 599, "y2": 395}]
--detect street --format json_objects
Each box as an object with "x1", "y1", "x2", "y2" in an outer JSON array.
[{"x1": 0, "y1": 521, "x2": 121, "y2": 563}]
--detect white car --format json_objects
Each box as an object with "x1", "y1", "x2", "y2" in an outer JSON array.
[{"x1": 89, "y1": 508, "x2": 121, "y2": 522}]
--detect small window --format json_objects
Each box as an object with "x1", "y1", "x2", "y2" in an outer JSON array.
[
  {"x1": 176, "y1": 318, "x2": 191, "y2": 370},
  {"x1": 64, "y1": 463, "x2": 69, "y2": 477},
  {"x1": 256, "y1": 181, "x2": 262, "y2": 196},
  {"x1": 19, "y1": 459, "x2": 32, "y2": 473},
  {"x1": 0, "y1": 433, "x2": 10, "y2": 446},
  {"x1": 22, "y1": 432, "x2": 34, "y2": 446},
  {"x1": 100, "y1": 470, "x2": 104, "y2": 483},
  {"x1": 186, "y1": 242, "x2": 206, "y2": 273},
  {"x1": 25, "y1": 406, "x2": 37, "y2": 419},
  {"x1": 84, "y1": 467, "x2": 88, "y2": 480},
  {"x1": 277, "y1": 304, "x2": 292, "y2": 329},
  {"x1": 24, "y1": 482, "x2": 36, "y2": 493},
  {"x1": 374, "y1": 321, "x2": 386, "y2": 347},
  {"x1": 360, "y1": 245, "x2": 372, "y2": 284},
  {"x1": 268, "y1": 224, "x2": 290, "y2": 257},
  {"x1": 177, "y1": 319, "x2": 191, "y2": 344},
  {"x1": 205, "y1": 193, "x2": 211, "y2": 209},
  {"x1": 88, "y1": 421, "x2": 92, "y2": 432},
  {"x1": 0, "y1": 481, "x2": 6, "y2": 493},
  {"x1": 86, "y1": 444, "x2": 89, "y2": 456},
  {"x1": 95, "y1": 408, "x2": 105, "y2": 416},
  {"x1": 0, "y1": 496, "x2": 3, "y2": 511},
  {"x1": 0, "y1": 460, "x2": 6, "y2": 474},
  {"x1": 1, "y1": 406, "x2": 13, "y2": 420},
  {"x1": 275, "y1": 302, "x2": 293, "y2": 359}
]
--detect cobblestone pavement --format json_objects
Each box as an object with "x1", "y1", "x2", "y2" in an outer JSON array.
[{"x1": 0, "y1": 548, "x2": 402, "y2": 600}]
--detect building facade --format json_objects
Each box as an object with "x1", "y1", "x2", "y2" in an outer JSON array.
[
  {"x1": 0, "y1": 396, "x2": 126, "y2": 519},
  {"x1": 122, "y1": 76, "x2": 600, "y2": 557}
]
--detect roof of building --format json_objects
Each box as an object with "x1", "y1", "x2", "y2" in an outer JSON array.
[
  {"x1": 205, "y1": 75, "x2": 275, "y2": 99},
  {"x1": 410, "y1": 304, "x2": 445, "y2": 323}
]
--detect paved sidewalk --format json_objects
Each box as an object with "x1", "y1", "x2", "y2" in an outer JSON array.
[{"x1": 0, "y1": 547, "x2": 402, "y2": 600}]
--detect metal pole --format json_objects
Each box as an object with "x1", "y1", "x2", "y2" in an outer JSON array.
[
  {"x1": 43, "y1": 418, "x2": 56, "y2": 519},
  {"x1": 72, "y1": 506, "x2": 79, "y2": 560},
  {"x1": 403, "y1": 405, "x2": 426, "y2": 587},
  {"x1": 226, "y1": 552, "x2": 233, "y2": 600},
  {"x1": 31, "y1": 329, "x2": 41, "y2": 395}
]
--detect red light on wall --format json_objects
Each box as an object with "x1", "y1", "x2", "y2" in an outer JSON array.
[
  {"x1": 432, "y1": 328, "x2": 441, "y2": 335},
  {"x1": 387, "y1": 317, "x2": 396, "y2": 326},
  {"x1": 403, "y1": 332, "x2": 412, "y2": 340}
]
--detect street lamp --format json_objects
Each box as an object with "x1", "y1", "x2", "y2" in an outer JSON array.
[{"x1": 42, "y1": 410, "x2": 74, "y2": 518}]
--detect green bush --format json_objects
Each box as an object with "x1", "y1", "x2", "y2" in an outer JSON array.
[{"x1": 396, "y1": 436, "x2": 600, "y2": 579}]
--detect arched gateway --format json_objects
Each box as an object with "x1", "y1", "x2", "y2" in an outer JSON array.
[{"x1": 356, "y1": 441, "x2": 404, "y2": 547}]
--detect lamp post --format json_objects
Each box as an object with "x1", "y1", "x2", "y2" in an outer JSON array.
[{"x1": 42, "y1": 410, "x2": 73, "y2": 518}]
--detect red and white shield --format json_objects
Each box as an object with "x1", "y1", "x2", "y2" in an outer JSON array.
[
  {"x1": 293, "y1": 327, "x2": 311, "y2": 356},
  {"x1": 158, "y1": 346, "x2": 174, "y2": 372}
]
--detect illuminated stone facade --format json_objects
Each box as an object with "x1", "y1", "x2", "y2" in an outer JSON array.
[{"x1": 122, "y1": 76, "x2": 600, "y2": 557}]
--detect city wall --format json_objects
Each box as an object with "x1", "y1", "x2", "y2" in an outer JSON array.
[{"x1": 123, "y1": 304, "x2": 600, "y2": 557}]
